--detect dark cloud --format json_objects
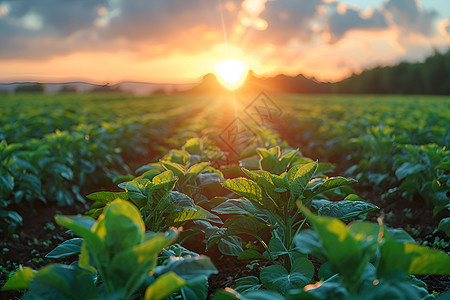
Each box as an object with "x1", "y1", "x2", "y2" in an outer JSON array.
[
  {"x1": 0, "y1": 0, "x2": 110, "y2": 59},
  {"x1": 257, "y1": 0, "x2": 323, "y2": 44},
  {"x1": 0, "y1": 0, "x2": 242, "y2": 59},
  {"x1": 446, "y1": 24, "x2": 450, "y2": 35},
  {"x1": 102, "y1": 0, "x2": 239, "y2": 53},
  {"x1": 384, "y1": 0, "x2": 438, "y2": 35},
  {"x1": 104, "y1": 0, "x2": 234, "y2": 40},
  {"x1": 3, "y1": 0, "x2": 109, "y2": 35},
  {"x1": 327, "y1": 6, "x2": 388, "y2": 43},
  {"x1": 0, "y1": 0, "x2": 445, "y2": 61}
]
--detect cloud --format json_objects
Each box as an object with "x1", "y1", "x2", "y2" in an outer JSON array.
[
  {"x1": 384, "y1": 0, "x2": 438, "y2": 36},
  {"x1": 0, "y1": 0, "x2": 324, "y2": 60},
  {"x1": 0, "y1": 0, "x2": 111, "y2": 59},
  {"x1": 322, "y1": 0, "x2": 440, "y2": 44},
  {"x1": 326, "y1": 4, "x2": 388, "y2": 43},
  {"x1": 258, "y1": 0, "x2": 323, "y2": 43},
  {"x1": 0, "y1": 0, "x2": 448, "y2": 83},
  {"x1": 3, "y1": 0, "x2": 109, "y2": 35},
  {"x1": 437, "y1": 19, "x2": 450, "y2": 38}
]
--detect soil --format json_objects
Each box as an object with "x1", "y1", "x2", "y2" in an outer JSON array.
[
  {"x1": 363, "y1": 188, "x2": 450, "y2": 294},
  {"x1": 0, "y1": 203, "x2": 81, "y2": 300}
]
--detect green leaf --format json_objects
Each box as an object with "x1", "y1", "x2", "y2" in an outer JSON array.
[
  {"x1": 221, "y1": 178, "x2": 268, "y2": 207},
  {"x1": 50, "y1": 163, "x2": 74, "y2": 180},
  {"x1": 312, "y1": 177, "x2": 357, "y2": 194},
  {"x1": 211, "y1": 288, "x2": 241, "y2": 300},
  {"x1": 243, "y1": 169, "x2": 286, "y2": 207},
  {"x1": 168, "y1": 205, "x2": 223, "y2": 225},
  {"x1": 238, "y1": 249, "x2": 267, "y2": 260},
  {"x1": 136, "y1": 163, "x2": 165, "y2": 175},
  {"x1": 280, "y1": 150, "x2": 298, "y2": 170},
  {"x1": 385, "y1": 228, "x2": 415, "y2": 243},
  {"x1": 0, "y1": 172, "x2": 14, "y2": 195},
  {"x1": 240, "y1": 156, "x2": 261, "y2": 170},
  {"x1": 162, "y1": 149, "x2": 190, "y2": 166},
  {"x1": 28, "y1": 264, "x2": 97, "y2": 299},
  {"x1": 183, "y1": 138, "x2": 202, "y2": 155},
  {"x1": 343, "y1": 194, "x2": 365, "y2": 201},
  {"x1": 260, "y1": 257, "x2": 314, "y2": 295},
  {"x1": 0, "y1": 210, "x2": 23, "y2": 228},
  {"x1": 309, "y1": 215, "x2": 364, "y2": 281},
  {"x1": 268, "y1": 237, "x2": 289, "y2": 259},
  {"x1": 211, "y1": 288, "x2": 284, "y2": 300},
  {"x1": 294, "y1": 230, "x2": 324, "y2": 258},
  {"x1": 225, "y1": 215, "x2": 267, "y2": 236},
  {"x1": 232, "y1": 276, "x2": 262, "y2": 294},
  {"x1": 317, "y1": 200, "x2": 379, "y2": 220},
  {"x1": 152, "y1": 170, "x2": 176, "y2": 184},
  {"x1": 78, "y1": 242, "x2": 97, "y2": 274},
  {"x1": 144, "y1": 271, "x2": 185, "y2": 300},
  {"x1": 212, "y1": 198, "x2": 261, "y2": 217},
  {"x1": 2, "y1": 266, "x2": 35, "y2": 290},
  {"x1": 395, "y1": 162, "x2": 427, "y2": 180},
  {"x1": 125, "y1": 181, "x2": 148, "y2": 207},
  {"x1": 167, "y1": 191, "x2": 195, "y2": 210},
  {"x1": 436, "y1": 162, "x2": 450, "y2": 171},
  {"x1": 197, "y1": 172, "x2": 223, "y2": 186},
  {"x1": 437, "y1": 217, "x2": 450, "y2": 237},
  {"x1": 87, "y1": 191, "x2": 129, "y2": 203},
  {"x1": 180, "y1": 279, "x2": 209, "y2": 300},
  {"x1": 218, "y1": 235, "x2": 244, "y2": 256},
  {"x1": 290, "y1": 162, "x2": 318, "y2": 201},
  {"x1": 100, "y1": 199, "x2": 145, "y2": 255},
  {"x1": 141, "y1": 169, "x2": 164, "y2": 182},
  {"x1": 0, "y1": 142, "x2": 22, "y2": 161},
  {"x1": 155, "y1": 255, "x2": 218, "y2": 283},
  {"x1": 148, "y1": 179, "x2": 177, "y2": 208},
  {"x1": 186, "y1": 162, "x2": 210, "y2": 182},
  {"x1": 161, "y1": 161, "x2": 186, "y2": 179},
  {"x1": 318, "y1": 261, "x2": 335, "y2": 281},
  {"x1": 108, "y1": 231, "x2": 177, "y2": 292},
  {"x1": 257, "y1": 147, "x2": 280, "y2": 173},
  {"x1": 55, "y1": 215, "x2": 105, "y2": 258},
  {"x1": 378, "y1": 238, "x2": 450, "y2": 277},
  {"x1": 46, "y1": 238, "x2": 83, "y2": 258}
]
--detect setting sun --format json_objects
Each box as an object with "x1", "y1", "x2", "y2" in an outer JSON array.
[{"x1": 215, "y1": 59, "x2": 248, "y2": 90}]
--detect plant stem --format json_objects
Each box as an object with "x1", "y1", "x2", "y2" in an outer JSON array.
[
  {"x1": 283, "y1": 203, "x2": 292, "y2": 271},
  {"x1": 291, "y1": 216, "x2": 308, "y2": 248},
  {"x1": 248, "y1": 233, "x2": 275, "y2": 262}
]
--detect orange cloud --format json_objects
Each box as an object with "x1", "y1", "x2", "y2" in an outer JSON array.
[{"x1": 0, "y1": 0, "x2": 449, "y2": 84}]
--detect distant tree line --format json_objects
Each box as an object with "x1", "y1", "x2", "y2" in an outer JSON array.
[
  {"x1": 14, "y1": 83, "x2": 45, "y2": 93},
  {"x1": 333, "y1": 49, "x2": 450, "y2": 95}
]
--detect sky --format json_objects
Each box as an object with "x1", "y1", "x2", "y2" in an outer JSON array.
[{"x1": 0, "y1": 0, "x2": 449, "y2": 83}]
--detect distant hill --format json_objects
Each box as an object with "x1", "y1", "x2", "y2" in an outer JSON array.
[
  {"x1": 2, "y1": 49, "x2": 449, "y2": 95},
  {"x1": 184, "y1": 71, "x2": 331, "y2": 95},
  {"x1": 186, "y1": 49, "x2": 450, "y2": 95},
  {"x1": 0, "y1": 81, "x2": 195, "y2": 96}
]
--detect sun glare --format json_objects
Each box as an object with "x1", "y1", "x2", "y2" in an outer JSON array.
[{"x1": 215, "y1": 59, "x2": 248, "y2": 90}]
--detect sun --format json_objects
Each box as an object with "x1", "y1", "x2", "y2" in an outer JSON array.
[{"x1": 215, "y1": 59, "x2": 248, "y2": 90}]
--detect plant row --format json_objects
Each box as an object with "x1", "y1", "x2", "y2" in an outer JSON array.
[
  {"x1": 276, "y1": 95, "x2": 449, "y2": 224},
  {"x1": 0, "y1": 94, "x2": 207, "y2": 234},
  {"x1": 3, "y1": 133, "x2": 449, "y2": 299}
]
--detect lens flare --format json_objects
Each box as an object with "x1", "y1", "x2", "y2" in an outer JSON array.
[{"x1": 215, "y1": 59, "x2": 248, "y2": 90}]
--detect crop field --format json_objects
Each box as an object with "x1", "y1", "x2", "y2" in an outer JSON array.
[{"x1": 1, "y1": 93, "x2": 449, "y2": 299}]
